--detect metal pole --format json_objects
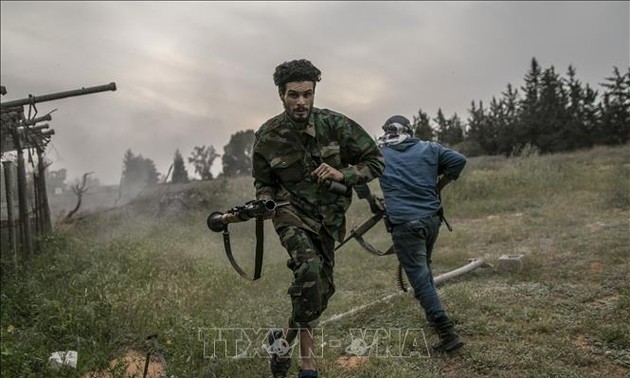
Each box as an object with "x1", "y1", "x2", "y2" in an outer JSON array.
[
  {"x1": 233, "y1": 258, "x2": 491, "y2": 360},
  {"x1": 320, "y1": 258, "x2": 490, "y2": 326}
]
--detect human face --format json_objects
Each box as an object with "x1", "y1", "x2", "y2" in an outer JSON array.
[{"x1": 281, "y1": 81, "x2": 315, "y2": 124}]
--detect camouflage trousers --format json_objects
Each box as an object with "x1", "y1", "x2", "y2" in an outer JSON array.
[{"x1": 277, "y1": 225, "x2": 336, "y2": 329}]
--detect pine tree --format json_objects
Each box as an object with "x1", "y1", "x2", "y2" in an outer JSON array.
[
  {"x1": 515, "y1": 57, "x2": 544, "y2": 155},
  {"x1": 598, "y1": 66, "x2": 630, "y2": 145},
  {"x1": 497, "y1": 84, "x2": 520, "y2": 156},
  {"x1": 121, "y1": 149, "x2": 138, "y2": 185},
  {"x1": 435, "y1": 109, "x2": 463, "y2": 147},
  {"x1": 447, "y1": 113, "x2": 465, "y2": 146},
  {"x1": 537, "y1": 66, "x2": 569, "y2": 153},
  {"x1": 582, "y1": 84, "x2": 600, "y2": 145},
  {"x1": 171, "y1": 149, "x2": 189, "y2": 183},
  {"x1": 121, "y1": 149, "x2": 159, "y2": 188},
  {"x1": 564, "y1": 65, "x2": 595, "y2": 150},
  {"x1": 434, "y1": 109, "x2": 449, "y2": 145},
  {"x1": 486, "y1": 97, "x2": 505, "y2": 155},
  {"x1": 412, "y1": 108, "x2": 434, "y2": 141},
  {"x1": 465, "y1": 100, "x2": 490, "y2": 154}
]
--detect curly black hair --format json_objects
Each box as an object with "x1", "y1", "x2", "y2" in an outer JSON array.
[{"x1": 273, "y1": 59, "x2": 321, "y2": 92}]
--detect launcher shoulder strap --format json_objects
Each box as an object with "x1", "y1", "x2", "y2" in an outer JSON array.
[
  {"x1": 221, "y1": 217, "x2": 265, "y2": 280},
  {"x1": 254, "y1": 217, "x2": 264, "y2": 280}
]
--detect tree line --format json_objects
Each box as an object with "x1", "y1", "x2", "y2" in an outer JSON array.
[
  {"x1": 118, "y1": 129, "x2": 255, "y2": 188},
  {"x1": 414, "y1": 57, "x2": 629, "y2": 156},
  {"x1": 46, "y1": 129, "x2": 256, "y2": 193},
  {"x1": 119, "y1": 57, "x2": 630, "y2": 189},
  {"x1": 47, "y1": 57, "x2": 629, "y2": 192}
]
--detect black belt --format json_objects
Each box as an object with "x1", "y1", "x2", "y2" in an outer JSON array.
[{"x1": 390, "y1": 208, "x2": 452, "y2": 232}]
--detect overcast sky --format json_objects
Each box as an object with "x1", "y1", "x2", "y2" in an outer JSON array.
[{"x1": 1, "y1": 1, "x2": 628, "y2": 185}]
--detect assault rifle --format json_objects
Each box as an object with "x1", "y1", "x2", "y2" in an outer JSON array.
[
  {"x1": 334, "y1": 192, "x2": 409, "y2": 291},
  {"x1": 207, "y1": 199, "x2": 289, "y2": 280},
  {"x1": 335, "y1": 185, "x2": 455, "y2": 291},
  {"x1": 335, "y1": 194, "x2": 394, "y2": 256}
]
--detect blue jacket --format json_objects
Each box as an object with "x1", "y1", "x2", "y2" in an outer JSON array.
[{"x1": 379, "y1": 138, "x2": 466, "y2": 224}]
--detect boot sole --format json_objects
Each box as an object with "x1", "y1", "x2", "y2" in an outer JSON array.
[{"x1": 432, "y1": 340, "x2": 464, "y2": 354}]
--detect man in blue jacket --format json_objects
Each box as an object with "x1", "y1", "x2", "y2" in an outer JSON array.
[{"x1": 377, "y1": 115, "x2": 467, "y2": 353}]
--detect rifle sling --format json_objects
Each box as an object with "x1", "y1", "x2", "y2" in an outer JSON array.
[
  {"x1": 221, "y1": 218, "x2": 265, "y2": 281},
  {"x1": 353, "y1": 233, "x2": 395, "y2": 256},
  {"x1": 254, "y1": 217, "x2": 264, "y2": 280},
  {"x1": 222, "y1": 228, "x2": 250, "y2": 279}
]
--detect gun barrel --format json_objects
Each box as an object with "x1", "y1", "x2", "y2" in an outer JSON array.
[
  {"x1": 260, "y1": 199, "x2": 281, "y2": 212},
  {"x1": 1, "y1": 82, "x2": 117, "y2": 108}
]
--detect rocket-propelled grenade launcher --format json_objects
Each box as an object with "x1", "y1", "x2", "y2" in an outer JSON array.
[
  {"x1": 206, "y1": 199, "x2": 289, "y2": 280},
  {"x1": 207, "y1": 199, "x2": 288, "y2": 232}
]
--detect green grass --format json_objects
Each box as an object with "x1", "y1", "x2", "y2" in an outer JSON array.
[{"x1": 1, "y1": 145, "x2": 629, "y2": 377}]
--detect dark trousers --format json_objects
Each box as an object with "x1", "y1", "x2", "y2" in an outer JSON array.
[{"x1": 391, "y1": 214, "x2": 447, "y2": 323}]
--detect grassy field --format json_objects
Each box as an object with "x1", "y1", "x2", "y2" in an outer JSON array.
[{"x1": 1, "y1": 145, "x2": 629, "y2": 377}]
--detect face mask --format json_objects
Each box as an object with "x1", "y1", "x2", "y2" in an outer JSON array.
[{"x1": 377, "y1": 132, "x2": 411, "y2": 147}]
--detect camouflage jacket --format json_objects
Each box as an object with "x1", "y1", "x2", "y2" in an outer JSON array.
[{"x1": 252, "y1": 108, "x2": 385, "y2": 242}]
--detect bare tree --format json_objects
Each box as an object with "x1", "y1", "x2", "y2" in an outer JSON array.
[{"x1": 64, "y1": 172, "x2": 93, "y2": 222}]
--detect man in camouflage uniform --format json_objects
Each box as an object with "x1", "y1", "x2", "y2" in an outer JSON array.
[{"x1": 252, "y1": 59, "x2": 384, "y2": 378}]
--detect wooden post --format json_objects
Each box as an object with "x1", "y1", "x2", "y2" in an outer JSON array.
[
  {"x1": 36, "y1": 148, "x2": 52, "y2": 234},
  {"x1": 0, "y1": 82, "x2": 117, "y2": 254},
  {"x1": 33, "y1": 170, "x2": 41, "y2": 237},
  {"x1": 11, "y1": 122, "x2": 33, "y2": 258},
  {"x1": 2, "y1": 161, "x2": 18, "y2": 271}
]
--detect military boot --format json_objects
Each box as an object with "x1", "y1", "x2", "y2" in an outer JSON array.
[
  {"x1": 431, "y1": 316, "x2": 464, "y2": 353},
  {"x1": 267, "y1": 328, "x2": 292, "y2": 377}
]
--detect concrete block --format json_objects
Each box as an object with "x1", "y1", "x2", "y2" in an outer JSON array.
[{"x1": 496, "y1": 254, "x2": 524, "y2": 273}]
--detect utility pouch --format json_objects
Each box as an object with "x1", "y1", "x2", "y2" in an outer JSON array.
[{"x1": 288, "y1": 282, "x2": 322, "y2": 323}]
